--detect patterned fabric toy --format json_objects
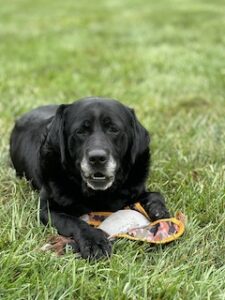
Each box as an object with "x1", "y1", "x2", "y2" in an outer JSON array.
[{"x1": 41, "y1": 203, "x2": 185, "y2": 256}]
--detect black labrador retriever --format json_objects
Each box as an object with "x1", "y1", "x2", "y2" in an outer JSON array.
[{"x1": 10, "y1": 97, "x2": 170, "y2": 259}]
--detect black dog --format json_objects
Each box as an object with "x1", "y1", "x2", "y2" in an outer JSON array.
[{"x1": 10, "y1": 97, "x2": 170, "y2": 259}]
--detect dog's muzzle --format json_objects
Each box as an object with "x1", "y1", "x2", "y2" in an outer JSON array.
[{"x1": 80, "y1": 152, "x2": 117, "y2": 191}]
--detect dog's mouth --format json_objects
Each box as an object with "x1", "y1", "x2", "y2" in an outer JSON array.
[
  {"x1": 91, "y1": 172, "x2": 107, "y2": 180},
  {"x1": 82, "y1": 172, "x2": 114, "y2": 191}
]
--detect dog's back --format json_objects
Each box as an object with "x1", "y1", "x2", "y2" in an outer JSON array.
[{"x1": 10, "y1": 105, "x2": 58, "y2": 188}]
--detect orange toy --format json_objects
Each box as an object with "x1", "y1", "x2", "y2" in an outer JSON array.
[{"x1": 41, "y1": 203, "x2": 185, "y2": 255}]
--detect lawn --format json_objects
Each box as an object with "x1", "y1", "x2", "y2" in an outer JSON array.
[{"x1": 0, "y1": 0, "x2": 225, "y2": 299}]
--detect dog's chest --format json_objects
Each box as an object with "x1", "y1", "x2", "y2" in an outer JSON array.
[{"x1": 83, "y1": 194, "x2": 127, "y2": 213}]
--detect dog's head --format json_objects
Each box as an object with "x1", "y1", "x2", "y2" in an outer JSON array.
[{"x1": 48, "y1": 97, "x2": 150, "y2": 191}]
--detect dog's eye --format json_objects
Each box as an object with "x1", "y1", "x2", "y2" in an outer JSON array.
[
  {"x1": 76, "y1": 129, "x2": 85, "y2": 135},
  {"x1": 108, "y1": 126, "x2": 120, "y2": 134},
  {"x1": 75, "y1": 121, "x2": 91, "y2": 136},
  {"x1": 75, "y1": 127, "x2": 89, "y2": 135}
]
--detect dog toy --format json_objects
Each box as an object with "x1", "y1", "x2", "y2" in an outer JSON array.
[{"x1": 41, "y1": 203, "x2": 185, "y2": 255}]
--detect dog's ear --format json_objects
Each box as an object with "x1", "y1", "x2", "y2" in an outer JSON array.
[
  {"x1": 129, "y1": 108, "x2": 150, "y2": 164},
  {"x1": 47, "y1": 104, "x2": 69, "y2": 166}
]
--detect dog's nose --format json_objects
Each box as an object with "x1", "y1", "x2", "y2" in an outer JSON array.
[{"x1": 88, "y1": 149, "x2": 108, "y2": 165}]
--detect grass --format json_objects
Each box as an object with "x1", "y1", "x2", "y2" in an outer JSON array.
[{"x1": 0, "y1": 0, "x2": 225, "y2": 299}]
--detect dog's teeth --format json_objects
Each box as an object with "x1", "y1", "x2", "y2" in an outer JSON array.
[{"x1": 92, "y1": 175, "x2": 106, "y2": 180}]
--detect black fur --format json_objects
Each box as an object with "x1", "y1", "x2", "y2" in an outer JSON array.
[{"x1": 10, "y1": 97, "x2": 170, "y2": 259}]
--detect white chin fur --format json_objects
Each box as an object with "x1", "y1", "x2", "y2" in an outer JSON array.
[{"x1": 86, "y1": 178, "x2": 114, "y2": 191}]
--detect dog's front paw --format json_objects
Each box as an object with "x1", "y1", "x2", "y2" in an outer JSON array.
[
  {"x1": 148, "y1": 202, "x2": 170, "y2": 221},
  {"x1": 144, "y1": 192, "x2": 170, "y2": 221},
  {"x1": 76, "y1": 227, "x2": 112, "y2": 260}
]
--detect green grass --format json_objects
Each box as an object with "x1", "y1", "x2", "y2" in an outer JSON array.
[{"x1": 0, "y1": 0, "x2": 225, "y2": 299}]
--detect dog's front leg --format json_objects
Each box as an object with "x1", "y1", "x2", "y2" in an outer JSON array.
[
  {"x1": 139, "y1": 192, "x2": 170, "y2": 221},
  {"x1": 39, "y1": 188, "x2": 112, "y2": 259}
]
